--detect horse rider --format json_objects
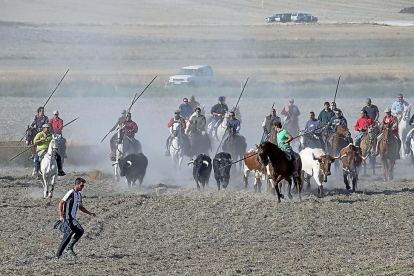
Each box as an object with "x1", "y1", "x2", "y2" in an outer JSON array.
[
  {"x1": 227, "y1": 111, "x2": 241, "y2": 135},
  {"x1": 49, "y1": 110, "x2": 67, "y2": 158},
  {"x1": 261, "y1": 108, "x2": 281, "y2": 142},
  {"x1": 391, "y1": 93, "x2": 410, "y2": 117},
  {"x1": 354, "y1": 110, "x2": 374, "y2": 147},
  {"x1": 165, "y1": 110, "x2": 188, "y2": 156},
  {"x1": 31, "y1": 107, "x2": 49, "y2": 133},
  {"x1": 281, "y1": 99, "x2": 300, "y2": 132},
  {"x1": 179, "y1": 98, "x2": 193, "y2": 120},
  {"x1": 119, "y1": 112, "x2": 139, "y2": 151},
  {"x1": 209, "y1": 96, "x2": 228, "y2": 135},
  {"x1": 109, "y1": 110, "x2": 127, "y2": 161},
  {"x1": 33, "y1": 124, "x2": 66, "y2": 178},
  {"x1": 329, "y1": 109, "x2": 347, "y2": 132},
  {"x1": 404, "y1": 113, "x2": 414, "y2": 153},
  {"x1": 304, "y1": 111, "x2": 324, "y2": 148},
  {"x1": 362, "y1": 98, "x2": 379, "y2": 122},
  {"x1": 189, "y1": 107, "x2": 206, "y2": 135},
  {"x1": 317, "y1": 102, "x2": 335, "y2": 126},
  {"x1": 274, "y1": 121, "x2": 299, "y2": 178},
  {"x1": 331, "y1": 102, "x2": 340, "y2": 113},
  {"x1": 376, "y1": 108, "x2": 401, "y2": 158},
  {"x1": 188, "y1": 95, "x2": 200, "y2": 112}
]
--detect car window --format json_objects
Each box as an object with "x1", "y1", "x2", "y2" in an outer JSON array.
[
  {"x1": 178, "y1": 69, "x2": 198, "y2": 75},
  {"x1": 205, "y1": 68, "x2": 213, "y2": 76}
]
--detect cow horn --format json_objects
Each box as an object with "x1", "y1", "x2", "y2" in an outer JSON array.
[
  {"x1": 213, "y1": 158, "x2": 221, "y2": 162},
  {"x1": 332, "y1": 154, "x2": 341, "y2": 159},
  {"x1": 127, "y1": 161, "x2": 132, "y2": 167},
  {"x1": 340, "y1": 153, "x2": 347, "y2": 159},
  {"x1": 312, "y1": 153, "x2": 322, "y2": 161},
  {"x1": 112, "y1": 162, "x2": 118, "y2": 166},
  {"x1": 203, "y1": 160, "x2": 209, "y2": 166},
  {"x1": 362, "y1": 154, "x2": 369, "y2": 161},
  {"x1": 187, "y1": 160, "x2": 194, "y2": 165}
]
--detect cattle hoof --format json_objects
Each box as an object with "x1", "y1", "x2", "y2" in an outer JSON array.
[
  {"x1": 280, "y1": 194, "x2": 284, "y2": 199},
  {"x1": 345, "y1": 185, "x2": 351, "y2": 190},
  {"x1": 288, "y1": 194, "x2": 293, "y2": 199}
]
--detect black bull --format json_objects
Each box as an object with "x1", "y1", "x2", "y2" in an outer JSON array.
[{"x1": 116, "y1": 153, "x2": 148, "y2": 187}]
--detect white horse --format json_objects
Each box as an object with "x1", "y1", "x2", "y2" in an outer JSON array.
[
  {"x1": 114, "y1": 125, "x2": 142, "y2": 181},
  {"x1": 398, "y1": 104, "x2": 411, "y2": 158},
  {"x1": 208, "y1": 111, "x2": 230, "y2": 143},
  {"x1": 169, "y1": 121, "x2": 185, "y2": 175},
  {"x1": 39, "y1": 135, "x2": 59, "y2": 198}
]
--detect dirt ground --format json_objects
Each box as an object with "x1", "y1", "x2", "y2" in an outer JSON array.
[{"x1": 1, "y1": 161, "x2": 414, "y2": 275}]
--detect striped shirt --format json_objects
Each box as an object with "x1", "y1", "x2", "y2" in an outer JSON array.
[{"x1": 62, "y1": 189, "x2": 82, "y2": 219}]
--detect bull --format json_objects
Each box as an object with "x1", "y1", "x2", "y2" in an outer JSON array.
[
  {"x1": 340, "y1": 144, "x2": 368, "y2": 192},
  {"x1": 188, "y1": 154, "x2": 212, "y2": 190},
  {"x1": 113, "y1": 153, "x2": 148, "y2": 187},
  {"x1": 242, "y1": 149, "x2": 267, "y2": 193},
  {"x1": 213, "y1": 152, "x2": 232, "y2": 191},
  {"x1": 299, "y1": 147, "x2": 339, "y2": 197}
]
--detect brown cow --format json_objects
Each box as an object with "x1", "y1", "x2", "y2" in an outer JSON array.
[
  {"x1": 340, "y1": 144, "x2": 368, "y2": 192},
  {"x1": 243, "y1": 149, "x2": 267, "y2": 193}
]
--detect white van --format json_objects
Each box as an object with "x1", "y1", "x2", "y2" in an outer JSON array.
[{"x1": 169, "y1": 65, "x2": 215, "y2": 86}]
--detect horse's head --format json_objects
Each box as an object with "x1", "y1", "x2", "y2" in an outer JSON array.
[
  {"x1": 25, "y1": 125, "x2": 36, "y2": 145},
  {"x1": 337, "y1": 124, "x2": 351, "y2": 138},
  {"x1": 117, "y1": 125, "x2": 125, "y2": 144},
  {"x1": 382, "y1": 122, "x2": 393, "y2": 143},
  {"x1": 256, "y1": 143, "x2": 271, "y2": 166},
  {"x1": 170, "y1": 121, "x2": 182, "y2": 138}
]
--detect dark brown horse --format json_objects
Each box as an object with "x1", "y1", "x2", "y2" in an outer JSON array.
[
  {"x1": 327, "y1": 124, "x2": 352, "y2": 172},
  {"x1": 256, "y1": 142, "x2": 302, "y2": 203},
  {"x1": 185, "y1": 121, "x2": 212, "y2": 158},
  {"x1": 378, "y1": 123, "x2": 397, "y2": 182}
]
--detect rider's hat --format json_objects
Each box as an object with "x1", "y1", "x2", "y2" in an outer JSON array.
[
  {"x1": 218, "y1": 96, "x2": 224, "y2": 102},
  {"x1": 174, "y1": 109, "x2": 181, "y2": 114},
  {"x1": 384, "y1": 108, "x2": 391, "y2": 113},
  {"x1": 53, "y1": 110, "x2": 59, "y2": 115},
  {"x1": 42, "y1": 124, "x2": 50, "y2": 128},
  {"x1": 121, "y1": 109, "x2": 127, "y2": 114}
]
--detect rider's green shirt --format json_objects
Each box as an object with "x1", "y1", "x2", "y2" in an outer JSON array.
[
  {"x1": 277, "y1": 128, "x2": 292, "y2": 150},
  {"x1": 33, "y1": 131, "x2": 52, "y2": 151}
]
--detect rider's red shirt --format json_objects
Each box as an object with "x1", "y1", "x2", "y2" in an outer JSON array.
[
  {"x1": 381, "y1": 115, "x2": 399, "y2": 135},
  {"x1": 49, "y1": 118, "x2": 63, "y2": 135},
  {"x1": 354, "y1": 115, "x2": 374, "y2": 132},
  {"x1": 120, "y1": 120, "x2": 138, "y2": 138},
  {"x1": 167, "y1": 118, "x2": 186, "y2": 129}
]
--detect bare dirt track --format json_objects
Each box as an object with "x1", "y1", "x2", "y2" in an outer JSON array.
[{"x1": 2, "y1": 165, "x2": 414, "y2": 275}]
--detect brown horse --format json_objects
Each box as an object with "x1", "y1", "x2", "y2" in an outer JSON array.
[
  {"x1": 378, "y1": 123, "x2": 398, "y2": 182},
  {"x1": 256, "y1": 142, "x2": 302, "y2": 203},
  {"x1": 358, "y1": 124, "x2": 379, "y2": 175},
  {"x1": 327, "y1": 124, "x2": 352, "y2": 172},
  {"x1": 185, "y1": 121, "x2": 212, "y2": 158}
]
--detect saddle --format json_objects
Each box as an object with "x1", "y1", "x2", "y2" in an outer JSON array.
[
  {"x1": 37, "y1": 149, "x2": 47, "y2": 162},
  {"x1": 281, "y1": 148, "x2": 299, "y2": 161}
]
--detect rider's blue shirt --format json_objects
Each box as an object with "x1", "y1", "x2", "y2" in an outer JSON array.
[
  {"x1": 305, "y1": 119, "x2": 322, "y2": 135},
  {"x1": 330, "y1": 116, "x2": 347, "y2": 132},
  {"x1": 227, "y1": 118, "x2": 241, "y2": 133},
  {"x1": 391, "y1": 100, "x2": 409, "y2": 116},
  {"x1": 32, "y1": 115, "x2": 49, "y2": 130},
  {"x1": 179, "y1": 103, "x2": 193, "y2": 119}
]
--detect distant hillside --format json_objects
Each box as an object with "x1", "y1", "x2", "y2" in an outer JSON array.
[{"x1": 1, "y1": 0, "x2": 413, "y2": 25}]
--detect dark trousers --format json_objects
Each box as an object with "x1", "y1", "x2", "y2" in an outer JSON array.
[{"x1": 56, "y1": 218, "x2": 84, "y2": 257}]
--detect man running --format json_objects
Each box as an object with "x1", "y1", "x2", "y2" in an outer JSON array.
[{"x1": 55, "y1": 177, "x2": 96, "y2": 259}]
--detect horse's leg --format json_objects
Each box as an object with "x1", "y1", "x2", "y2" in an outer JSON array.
[
  {"x1": 243, "y1": 169, "x2": 250, "y2": 190},
  {"x1": 272, "y1": 175, "x2": 284, "y2": 202},
  {"x1": 389, "y1": 160, "x2": 395, "y2": 180},
  {"x1": 43, "y1": 173, "x2": 49, "y2": 198},
  {"x1": 287, "y1": 178, "x2": 293, "y2": 200},
  {"x1": 381, "y1": 157, "x2": 387, "y2": 182},
  {"x1": 343, "y1": 171, "x2": 350, "y2": 190},
  {"x1": 296, "y1": 174, "x2": 302, "y2": 201},
  {"x1": 257, "y1": 177, "x2": 262, "y2": 193},
  {"x1": 371, "y1": 156, "x2": 376, "y2": 175},
  {"x1": 49, "y1": 173, "x2": 56, "y2": 198},
  {"x1": 363, "y1": 160, "x2": 367, "y2": 175},
  {"x1": 114, "y1": 164, "x2": 119, "y2": 182}
]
